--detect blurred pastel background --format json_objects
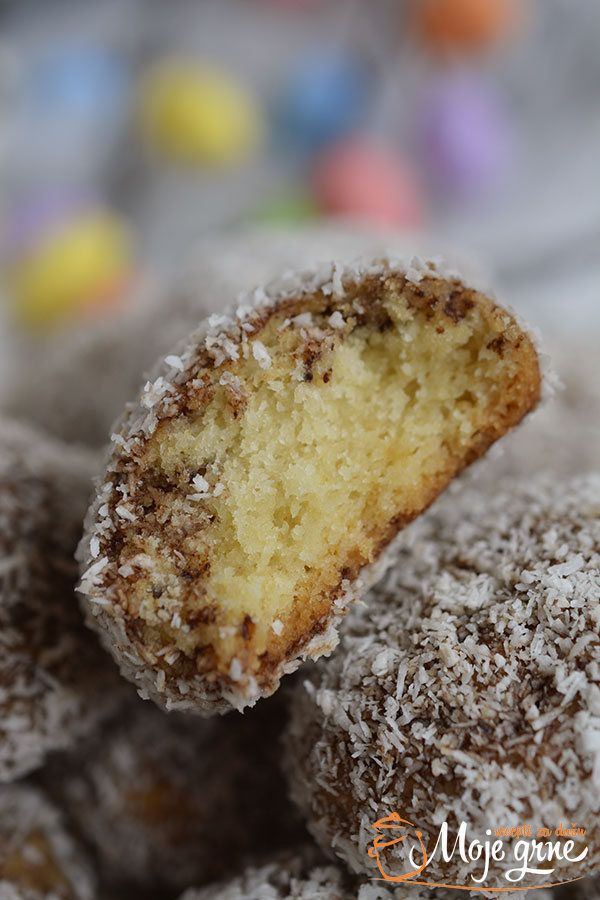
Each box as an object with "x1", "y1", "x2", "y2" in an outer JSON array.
[{"x1": 0, "y1": 0, "x2": 598, "y2": 364}]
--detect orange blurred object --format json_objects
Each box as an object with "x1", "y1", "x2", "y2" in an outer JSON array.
[
  {"x1": 413, "y1": 0, "x2": 520, "y2": 54},
  {"x1": 312, "y1": 138, "x2": 423, "y2": 228}
]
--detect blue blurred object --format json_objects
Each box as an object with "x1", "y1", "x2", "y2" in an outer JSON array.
[
  {"x1": 25, "y1": 45, "x2": 127, "y2": 123},
  {"x1": 273, "y1": 48, "x2": 371, "y2": 152},
  {"x1": 7, "y1": 44, "x2": 130, "y2": 187},
  {"x1": 418, "y1": 69, "x2": 514, "y2": 200}
]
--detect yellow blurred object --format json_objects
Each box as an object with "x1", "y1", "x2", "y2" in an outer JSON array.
[
  {"x1": 7, "y1": 212, "x2": 131, "y2": 329},
  {"x1": 139, "y1": 60, "x2": 263, "y2": 166}
]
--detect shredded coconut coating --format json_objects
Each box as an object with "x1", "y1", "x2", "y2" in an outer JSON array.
[
  {"x1": 177, "y1": 848, "x2": 465, "y2": 900},
  {"x1": 43, "y1": 695, "x2": 306, "y2": 894},
  {"x1": 0, "y1": 418, "x2": 124, "y2": 782},
  {"x1": 78, "y1": 253, "x2": 540, "y2": 716},
  {"x1": 177, "y1": 852, "x2": 537, "y2": 900},
  {"x1": 178, "y1": 850, "x2": 352, "y2": 900},
  {"x1": 284, "y1": 473, "x2": 600, "y2": 888},
  {"x1": 0, "y1": 784, "x2": 95, "y2": 900}
]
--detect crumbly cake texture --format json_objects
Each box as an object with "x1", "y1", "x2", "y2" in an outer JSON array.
[
  {"x1": 0, "y1": 417, "x2": 123, "y2": 782},
  {"x1": 284, "y1": 473, "x2": 600, "y2": 887},
  {"x1": 43, "y1": 695, "x2": 306, "y2": 894},
  {"x1": 78, "y1": 255, "x2": 540, "y2": 715},
  {"x1": 0, "y1": 784, "x2": 95, "y2": 900}
]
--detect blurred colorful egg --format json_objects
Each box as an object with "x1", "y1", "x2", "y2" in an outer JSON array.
[
  {"x1": 139, "y1": 60, "x2": 263, "y2": 166},
  {"x1": 4, "y1": 197, "x2": 132, "y2": 329},
  {"x1": 275, "y1": 50, "x2": 371, "y2": 151},
  {"x1": 253, "y1": 188, "x2": 319, "y2": 225},
  {"x1": 13, "y1": 47, "x2": 128, "y2": 185},
  {"x1": 312, "y1": 138, "x2": 423, "y2": 227},
  {"x1": 25, "y1": 46, "x2": 127, "y2": 122},
  {"x1": 413, "y1": 0, "x2": 519, "y2": 54},
  {"x1": 418, "y1": 72, "x2": 514, "y2": 198}
]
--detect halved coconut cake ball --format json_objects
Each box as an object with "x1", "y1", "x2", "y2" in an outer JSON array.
[{"x1": 78, "y1": 256, "x2": 541, "y2": 714}]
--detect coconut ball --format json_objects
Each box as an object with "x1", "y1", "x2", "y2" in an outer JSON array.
[
  {"x1": 285, "y1": 473, "x2": 600, "y2": 888},
  {"x1": 0, "y1": 784, "x2": 95, "y2": 900},
  {"x1": 44, "y1": 695, "x2": 306, "y2": 895},
  {"x1": 0, "y1": 417, "x2": 123, "y2": 782}
]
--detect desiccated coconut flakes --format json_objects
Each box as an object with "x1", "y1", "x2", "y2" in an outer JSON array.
[{"x1": 285, "y1": 472, "x2": 600, "y2": 887}]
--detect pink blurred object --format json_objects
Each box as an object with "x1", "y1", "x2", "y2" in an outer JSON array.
[
  {"x1": 312, "y1": 138, "x2": 424, "y2": 227},
  {"x1": 418, "y1": 71, "x2": 514, "y2": 199}
]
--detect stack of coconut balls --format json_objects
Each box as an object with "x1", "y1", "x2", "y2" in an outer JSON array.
[{"x1": 0, "y1": 228, "x2": 598, "y2": 900}]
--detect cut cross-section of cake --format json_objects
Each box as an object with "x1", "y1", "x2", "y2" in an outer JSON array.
[{"x1": 78, "y1": 256, "x2": 541, "y2": 714}]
